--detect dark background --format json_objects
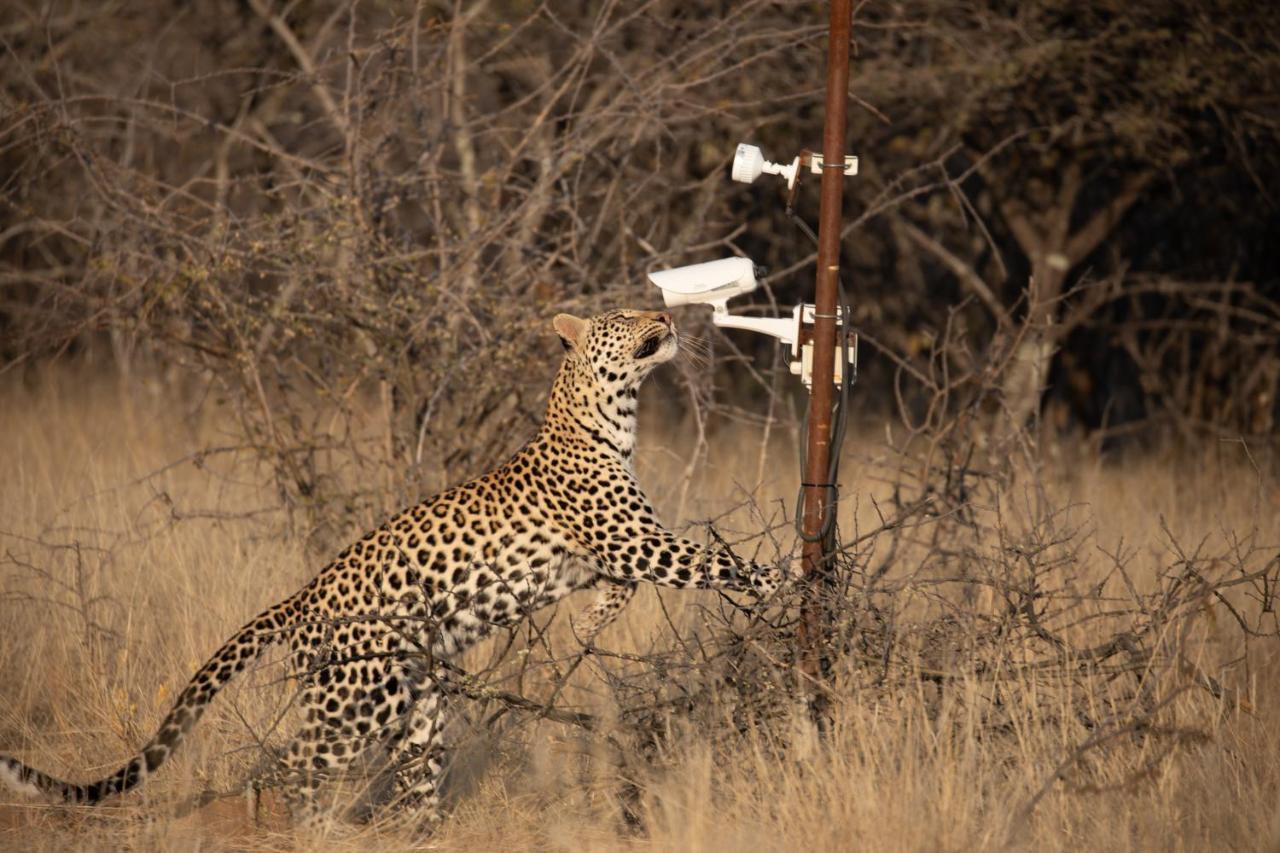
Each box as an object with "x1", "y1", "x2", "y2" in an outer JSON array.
[{"x1": 2, "y1": 0, "x2": 1277, "y2": 502}]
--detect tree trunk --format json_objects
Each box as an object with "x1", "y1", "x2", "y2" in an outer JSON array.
[{"x1": 992, "y1": 167, "x2": 1154, "y2": 444}]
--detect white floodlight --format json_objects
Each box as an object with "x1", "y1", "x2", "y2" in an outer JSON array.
[
  {"x1": 732, "y1": 143, "x2": 859, "y2": 190},
  {"x1": 732, "y1": 143, "x2": 800, "y2": 189}
]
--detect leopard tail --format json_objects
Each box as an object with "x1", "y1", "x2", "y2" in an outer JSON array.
[{"x1": 0, "y1": 596, "x2": 298, "y2": 805}]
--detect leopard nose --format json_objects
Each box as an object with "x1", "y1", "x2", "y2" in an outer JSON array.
[{"x1": 657, "y1": 311, "x2": 673, "y2": 328}]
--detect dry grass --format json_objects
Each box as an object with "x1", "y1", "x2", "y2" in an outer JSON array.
[{"x1": 1, "y1": 366, "x2": 1277, "y2": 852}]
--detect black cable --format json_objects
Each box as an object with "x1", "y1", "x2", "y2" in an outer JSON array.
[{"x1": 785, "y1": 208, "x2": 856, "y2": 551}]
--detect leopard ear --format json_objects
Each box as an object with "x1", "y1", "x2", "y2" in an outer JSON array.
[{"x1": 553, "y1": 314, "x2": 588, "y2": 350}]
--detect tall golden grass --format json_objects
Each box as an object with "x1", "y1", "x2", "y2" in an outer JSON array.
[{"x1": 1, "y1": 366, "x2": 1277, "y2": 851}]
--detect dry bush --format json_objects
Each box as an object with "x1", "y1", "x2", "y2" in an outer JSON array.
[
  {"x1": 5, "y1": 0, "x2": 1276, "y2": 503},
  {"x1": 1, "y1": 362, "x2": 1277, "y2": 851},
  {"x1": 0, "y1": 0, "x2": 836, "y2": 547},
  {"x1": 2, "y1": 1, "x2": 1278, "y2": 848}
]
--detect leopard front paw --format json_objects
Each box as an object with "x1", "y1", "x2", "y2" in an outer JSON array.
[{"x1": 746, "y1": 559, "x2": 796, "y2": 597}]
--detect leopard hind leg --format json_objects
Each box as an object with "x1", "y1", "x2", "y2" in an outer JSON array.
[
  {"x1": 379, "y1": 670, "x2": 448, "y2": 832},
  {"x1": 274, "y1": 667, "x2": 414, "y2": 828}
]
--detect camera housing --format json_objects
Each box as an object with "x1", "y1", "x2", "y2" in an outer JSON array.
[
  {"x1": 647, "y1": 256, "x2": 857, "y2": 389},
  {"x1": 647, "y1": 256, "x2": 759, "y2": 311},
  {"x1": 647, "y1": 254, "x2": 794, "y2": 367}
]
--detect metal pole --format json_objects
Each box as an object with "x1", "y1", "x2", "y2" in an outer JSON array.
[{"x1": 798, "y1": 0, "x2": 852, "y2": 685}]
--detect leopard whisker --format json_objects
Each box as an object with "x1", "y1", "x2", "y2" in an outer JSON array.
[
  {"x1": 677, "y1": 343, "x2": 712, "y2": 370},
  {"x1": 678, "y1": 333, "x2": 713, "y2": 358}
]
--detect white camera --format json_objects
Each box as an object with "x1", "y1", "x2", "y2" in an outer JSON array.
[
  {"x1": 648, "y1": 253, "x2": 794, "y2": 360},
  {"x1": 647, "y1": 255, "x2": 856, "y2": 389},
  {"x1": 647, "y1": 256, "x2": 759, "y2": 311}
]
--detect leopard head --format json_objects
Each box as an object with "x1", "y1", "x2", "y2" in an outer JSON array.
[
  {"x1": 546, "y1": 309, "x2": 679, "y2": 453},
  {"x1": 553, "y1": 309, "x2": 678, "y2": 388}
]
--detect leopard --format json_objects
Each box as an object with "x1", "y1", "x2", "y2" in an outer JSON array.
[{"x1": 0, "y1": 308, "x2": 790, "y2": 829}]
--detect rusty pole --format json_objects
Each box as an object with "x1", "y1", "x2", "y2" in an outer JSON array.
[{"x1": 797, "y1": 0, "x2": 852, "y2": 684}]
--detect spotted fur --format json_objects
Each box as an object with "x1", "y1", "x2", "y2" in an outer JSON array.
[{"x1": 0, "y1": 309, "x2": 790, "y2": 825}]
